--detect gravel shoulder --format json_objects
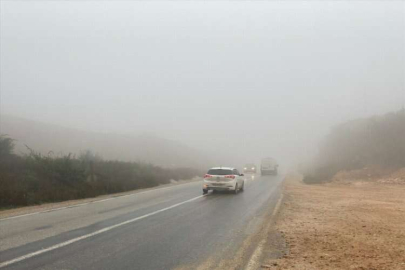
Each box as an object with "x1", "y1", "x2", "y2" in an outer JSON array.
[{"x1": 261, "y1": 173, "x2": 405, "y2": 270}]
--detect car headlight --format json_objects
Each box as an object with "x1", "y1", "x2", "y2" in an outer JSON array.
[
  {"x1": 244, "y1": 167, "x2": 247, "y2": 170},
  {"x1": 252, "y1": 167, "x2": 255, "y2": 170}
]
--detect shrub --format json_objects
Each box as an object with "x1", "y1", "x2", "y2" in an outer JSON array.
[
  {"x1": 0, "y1": 135, "x2": 15, "y2": 158},
  {"x1": 0, "y1": 136, "x2": 202, "y2": 208}
]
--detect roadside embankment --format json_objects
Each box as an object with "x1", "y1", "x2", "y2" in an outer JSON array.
[
  {"x1": 0, "y1": 178, "x2": 201, "y2": 220},
  {"x1": 261, "y1": 172, "x2": 405, "y2": 270}
]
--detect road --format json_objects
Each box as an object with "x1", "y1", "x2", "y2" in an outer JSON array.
[{"x1": 0, "y1": 174, "x2": 283, "y2": 270}]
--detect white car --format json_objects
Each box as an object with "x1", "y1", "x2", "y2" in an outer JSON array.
[{"x1": 202, "y1": 167, "x2": 245, "y2": 194}]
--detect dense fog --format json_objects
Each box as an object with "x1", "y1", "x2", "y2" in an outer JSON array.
[{"x1": 1, "y1": 1, "x2": 404, "y2": 169}]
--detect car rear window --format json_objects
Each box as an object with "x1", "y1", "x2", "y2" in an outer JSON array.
[{"x1": 207, "y1": 169, "x2": 233, "y2": 175}]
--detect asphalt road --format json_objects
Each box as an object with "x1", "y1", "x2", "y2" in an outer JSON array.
[{"x1": 0, "y1": 174, "x2": 284, "y2": 270}]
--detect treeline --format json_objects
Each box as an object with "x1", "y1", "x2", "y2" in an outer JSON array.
[
  {"x1": 303, "y1": 110, "x2": 405, "y2": 183},
  {"x1": 0, "y1": 136, "x2": 202, "y2": 208}
]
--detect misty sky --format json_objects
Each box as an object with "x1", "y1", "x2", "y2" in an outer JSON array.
[{"x1": 1, "y1": 1, "x2": 404, "y2": 166}]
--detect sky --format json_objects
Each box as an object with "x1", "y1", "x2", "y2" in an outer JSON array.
[{"x1": 1, "y1": 1, "x2": 404, "y2": 167}]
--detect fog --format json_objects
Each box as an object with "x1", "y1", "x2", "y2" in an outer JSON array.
[{"x1": 1, "y1": 1, "x2": 404, "y2": 168}]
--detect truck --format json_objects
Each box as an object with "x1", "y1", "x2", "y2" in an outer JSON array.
[{"x1": 260, "y1": 157, "x2": 278, "y2": 176}]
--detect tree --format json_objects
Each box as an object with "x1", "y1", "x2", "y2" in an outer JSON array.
[{"x1": 0, "y1": 135, "x2": 15, "y2": 158}]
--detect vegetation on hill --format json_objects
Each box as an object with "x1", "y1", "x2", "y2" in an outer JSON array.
[
  {"x1": 0, "y1": 136, "x2": 202, "y2": 208},
  {"x1": 303, "y1": 110, "x2": 405, "y2": 184},
  {"x1": 1, "y1": 115, "x2": 212, "y2": 169}
]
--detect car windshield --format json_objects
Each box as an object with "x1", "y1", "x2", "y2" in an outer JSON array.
[{"x1": 207, "y1": 169, "x2": 234, "y2": 175}]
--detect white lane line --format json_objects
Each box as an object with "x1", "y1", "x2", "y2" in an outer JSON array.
[
  {"x1": 0, "y1": 195, "x2": 205, "y2": 268},
  {"x1": 0, "y1": 181, "x2": 201, "y2": 221},
  {"x1": 245, "y1": 193, "x2": 284, "y2": 270}
]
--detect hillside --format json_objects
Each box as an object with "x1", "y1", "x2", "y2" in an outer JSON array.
[
  {"x1": 0, "y1": 115, "x2": 211, "y2": 169},
  {"x1": 303, "y1": 109, "x2": 405, "y2": 183}
]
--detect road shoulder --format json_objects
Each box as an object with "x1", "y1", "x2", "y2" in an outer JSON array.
[{"x1": 260, "y1": 173, "x2": 405, "y2": 270}]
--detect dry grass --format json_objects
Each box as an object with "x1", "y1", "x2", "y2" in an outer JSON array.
[{"x1": 262, "y1": 173, "x2": 405, "y2": 270}]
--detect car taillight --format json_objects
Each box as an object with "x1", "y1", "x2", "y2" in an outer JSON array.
[
  {"x1": 204, "y1": 174, "x2": 212, "y2": 178},
  {"x1": 225, "y1": 175, "x2": 235, "y2": 179}
]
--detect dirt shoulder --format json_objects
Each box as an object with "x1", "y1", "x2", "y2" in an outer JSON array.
[
  {"x1": 261, "y1": 173, "x2": 405, "y2": 270},
  {"x1": 0, "y1": 178, "x2": 201, "y2": 220}
]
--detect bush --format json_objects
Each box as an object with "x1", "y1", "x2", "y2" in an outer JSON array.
[
  {"x1": 302, "y1": 164, "x2": 340, "y2": 184},
  {"x1": 0, "y1": 136, "x2": 202, "y2": 208},
  {"x1": 0, "y1": 135, "x2": 15, "y2": 158}
]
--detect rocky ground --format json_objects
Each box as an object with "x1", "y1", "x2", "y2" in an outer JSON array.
[{"x1": 261, "y1": 172, "x2": 405, "y2": 270}]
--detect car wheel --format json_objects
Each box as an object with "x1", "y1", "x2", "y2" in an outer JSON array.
[
  {"x1": 233, "y1": 184, "x2": 238, "y2": 194},
  {"x1": 240, "y1": 182, "x2": 244, "y2": 192},
  {"x1": 203, "y1": 189, "x2": 208, "y2": 195}
]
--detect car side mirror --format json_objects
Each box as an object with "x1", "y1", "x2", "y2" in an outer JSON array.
[{"x1": 240, "y1": 174, "x2": 244, "y2": 176}]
